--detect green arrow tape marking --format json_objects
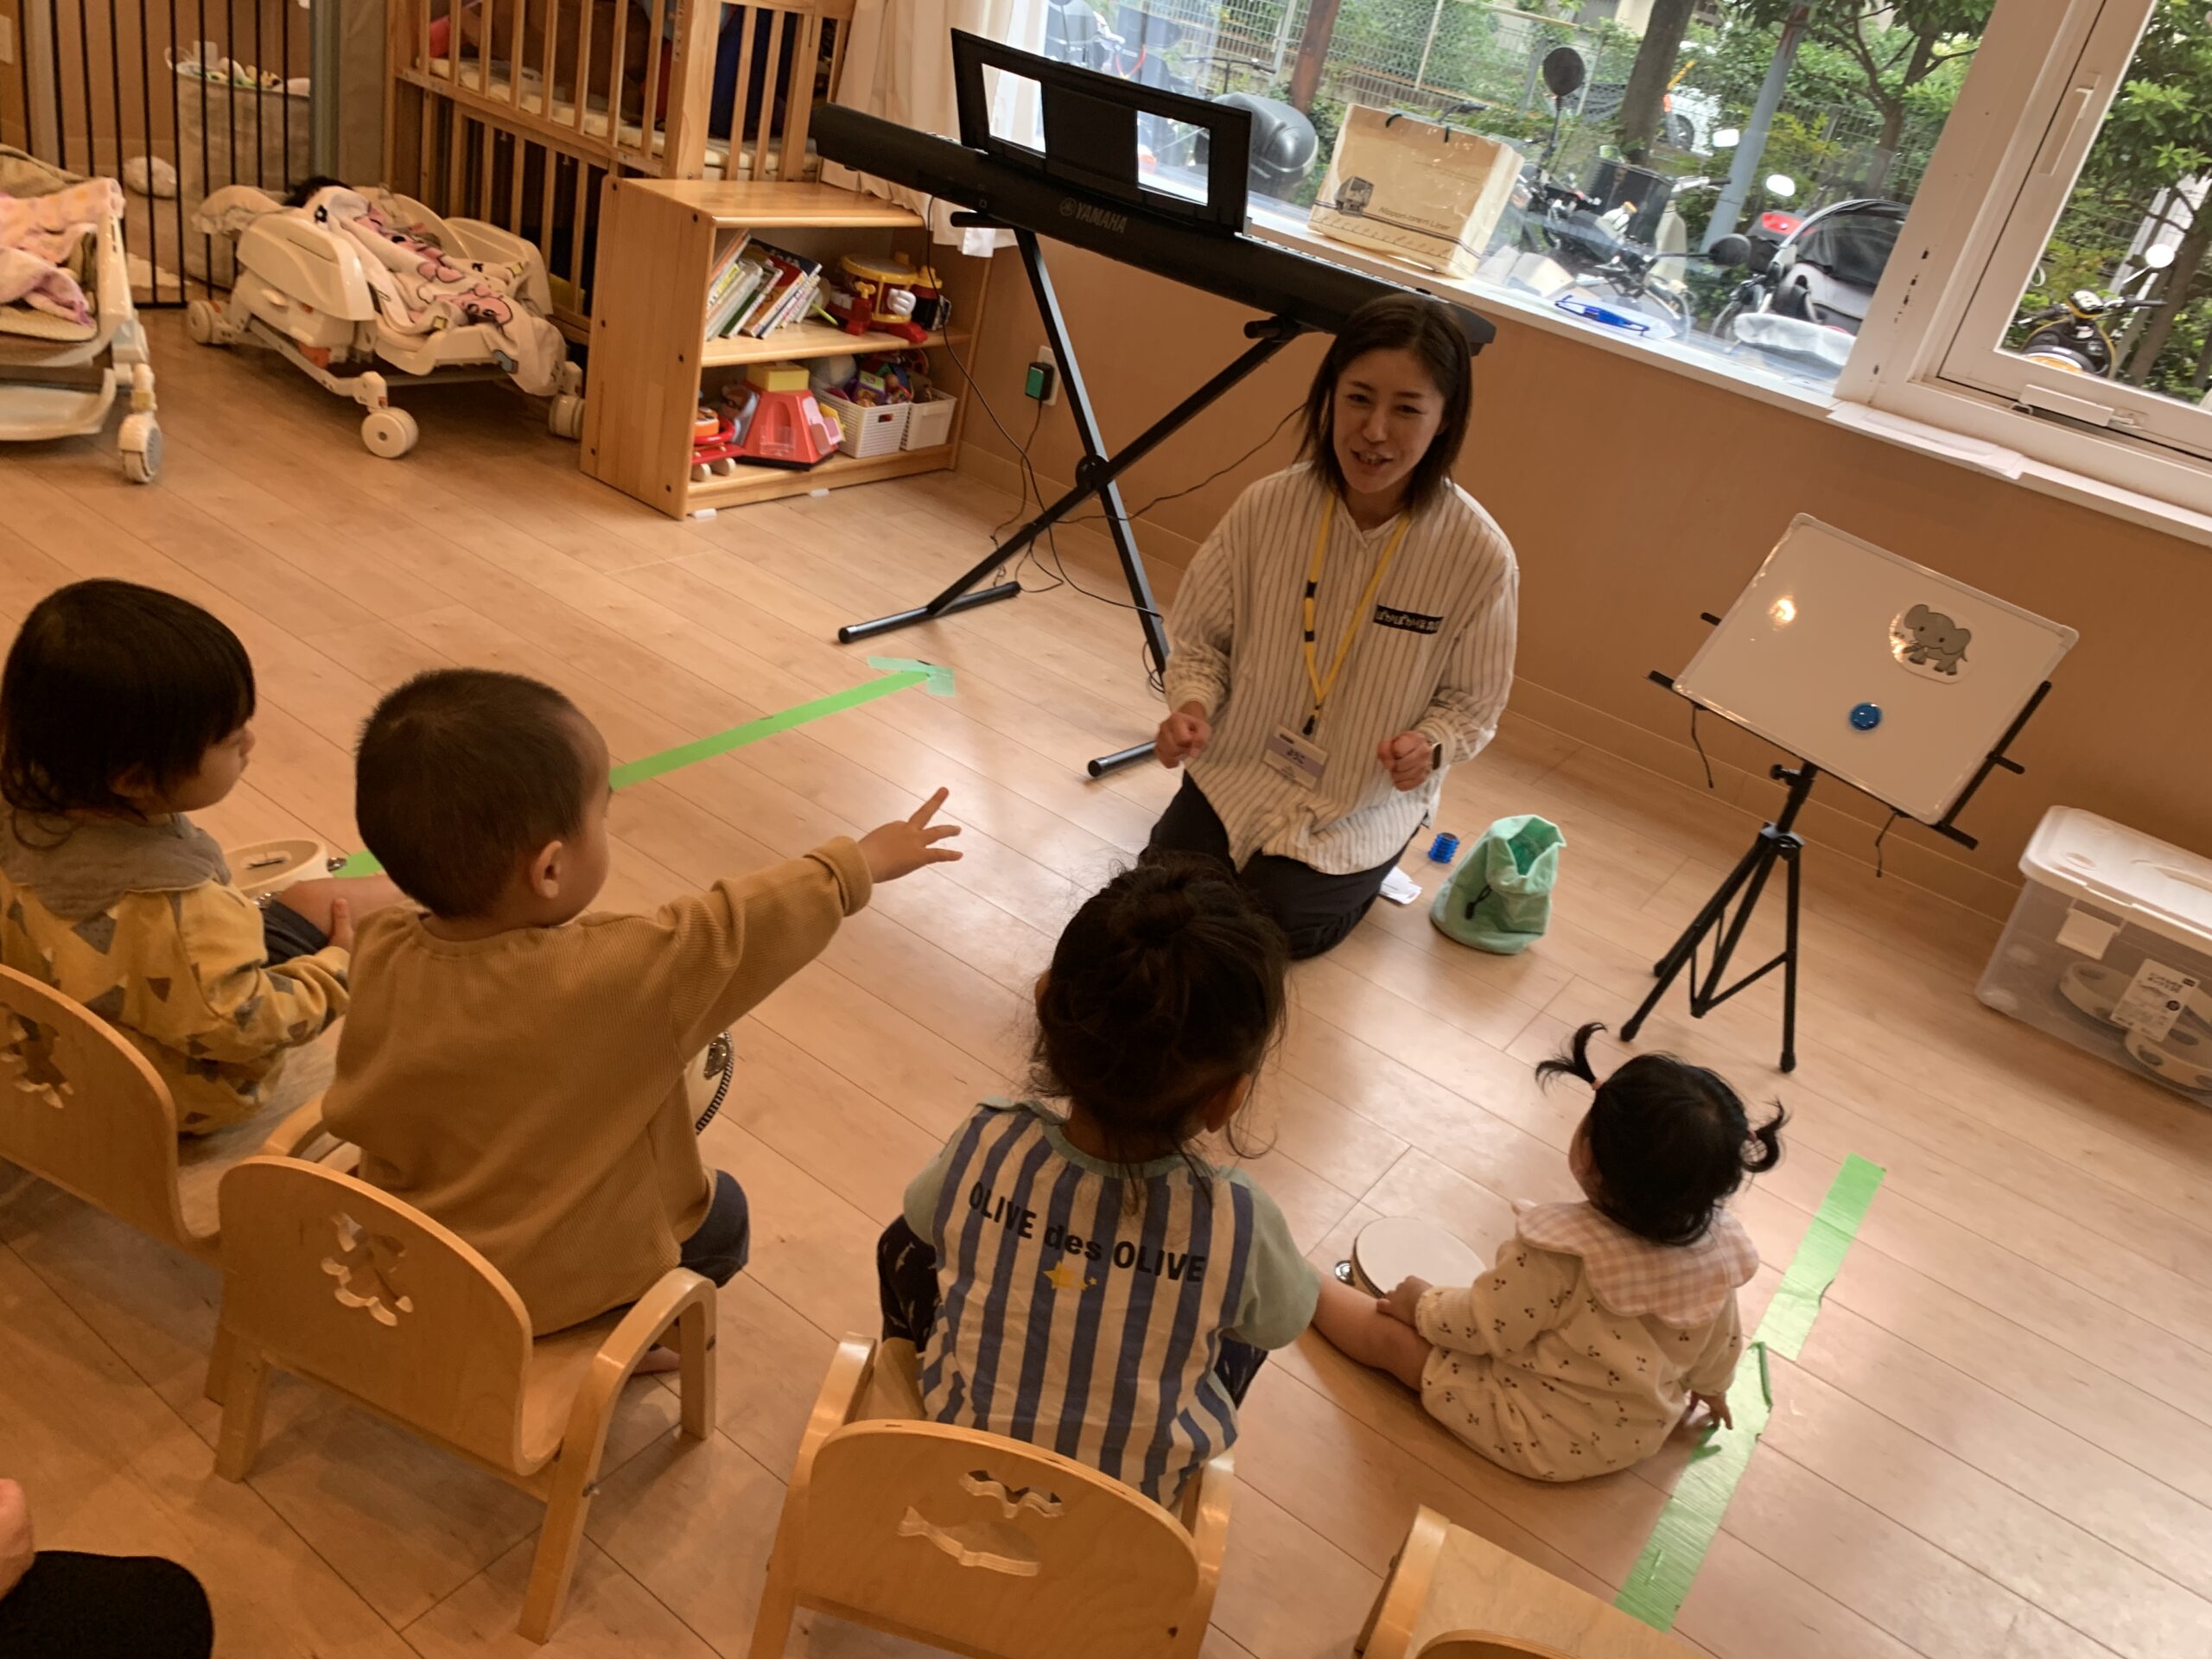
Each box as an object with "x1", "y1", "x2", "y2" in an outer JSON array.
[
  {"x1": 1614, "y1": 1154, "x2": 1885, "y2": 1632},
  {"x1": 1755, "y1": 1152, "x2": 1885, "y2": 1363},
  {"x1": 332, "y1": 658, "x2": 954, "y2": 880}
]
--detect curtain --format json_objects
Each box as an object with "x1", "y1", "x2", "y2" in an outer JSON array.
[{"x1": 822, "y1": 0, "x2": 1045, "y2": 253}]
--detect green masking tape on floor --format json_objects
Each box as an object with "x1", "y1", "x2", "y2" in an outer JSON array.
[
  {"x1": 330, "y1": 657, "x2": 957, "y2": 881},
  {"x1": 1613, "y1": 1154, "x2": 1885, "y2": 1633},
  {"x1": 1757, "y1": 1153, "x2": 1885, "y2": 1362}
]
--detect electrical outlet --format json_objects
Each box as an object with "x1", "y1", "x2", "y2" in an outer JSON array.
[{"x1": 1033, "y1": 343, "x2": 1060, "y2": 406}]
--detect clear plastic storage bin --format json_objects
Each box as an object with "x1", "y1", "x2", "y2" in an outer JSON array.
[{"x1": 1977, "y1": 807, "x2": 2212, "y2": 1101}]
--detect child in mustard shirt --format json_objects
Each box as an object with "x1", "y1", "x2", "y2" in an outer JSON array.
[
  {"x1": 324, "y1": 668, "x2": 961, "y2": 1332},
  {"x1": 0, "y1": 582, "x2": 400, "y2": 1130}
]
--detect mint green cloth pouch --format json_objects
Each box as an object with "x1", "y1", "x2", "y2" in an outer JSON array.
[{"x1": 1429, "y1": 815, "x2": 1565, "y2": 955}]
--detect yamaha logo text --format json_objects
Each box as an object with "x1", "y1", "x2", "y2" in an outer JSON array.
[{"x1": 1059, "y1": 199, "x2": 1129, "y2": 235}]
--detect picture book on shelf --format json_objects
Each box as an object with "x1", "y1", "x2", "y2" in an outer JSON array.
[
  {"x1": 713, "y1": 245, "x2": 772, "y2": 337},
  {"x1": 704, "y1": 234, "x2": 755, "y2": 334},
  {"x1": 729, "y1": 243, "x2": 823, "y2": 339}
]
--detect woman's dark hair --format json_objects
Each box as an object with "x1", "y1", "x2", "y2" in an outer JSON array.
[
  {"x1": 0, "y1": 581, "x2": 256, "y2": 817},
  {"x1": 1032, "y1": 854, "x2": 1291, "y2": 1169},
  {"x1": 1300, "y1": 293, "x2": 1474, "y2": 518},
  {"x1": 1536, "y1": 1022, "x2": 1785, "y2": 1246},
  {"x1": 356, "y1": 669, "x2": 599, "y2": 918}
]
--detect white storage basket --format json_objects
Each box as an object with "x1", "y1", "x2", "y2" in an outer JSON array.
[
  {"x1": 902, "y1": 389, "x2": 959, "y2": 451},
  {"x1": 816, "y1": 389, "x2": 910, "y2": 459}
]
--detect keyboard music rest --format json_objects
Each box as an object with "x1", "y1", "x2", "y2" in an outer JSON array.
[{"x1": 808, "y1": 103, "x2": 1496, "y2": 350}]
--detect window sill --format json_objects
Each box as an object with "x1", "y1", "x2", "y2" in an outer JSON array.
[
  {"x1": 1248, "y1": 215, "x2": 2212, "y2": 555},
  {"x1": 1246, "y1": 213, "x2": 1838, "y2": 417},
  {"x1": 1825, "y1": 402, "x2": 2212, "y2": 550}
]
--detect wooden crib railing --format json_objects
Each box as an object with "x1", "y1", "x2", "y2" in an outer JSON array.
[{"x1": 385, "y1": 0, "x2": 851, "y2": 338}]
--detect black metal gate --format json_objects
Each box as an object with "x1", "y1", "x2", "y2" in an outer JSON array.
[{"x1": 6, "y1": 0, "x2": 318, "y2": 305}]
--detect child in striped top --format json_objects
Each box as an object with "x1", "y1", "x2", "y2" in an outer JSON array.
[{"x1": 876, "y1": 855, "x2": 1320, "y2": 1507}]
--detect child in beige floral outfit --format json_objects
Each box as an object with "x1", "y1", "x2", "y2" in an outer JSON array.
[{"x1": 1313, "y1": 1023, "x2": 1785, "y2": 1479}]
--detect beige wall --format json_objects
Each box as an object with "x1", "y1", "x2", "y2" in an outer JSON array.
[{"x1": 953, "y1": 241, "x2": 2212, "y2": 917}]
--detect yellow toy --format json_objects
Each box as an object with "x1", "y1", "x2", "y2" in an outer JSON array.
[{"x1": 827, "y1": 253, "x2": 948, "y2": 344}]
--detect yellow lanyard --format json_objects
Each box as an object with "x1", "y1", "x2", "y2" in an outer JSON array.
[{"x1": 1300, "y1": 497, "x2": 1408, "y2": 735}]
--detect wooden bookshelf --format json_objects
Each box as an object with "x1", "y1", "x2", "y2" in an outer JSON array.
[{"x1": 580, "y1": 177, "x2": 988, "y2": 518}]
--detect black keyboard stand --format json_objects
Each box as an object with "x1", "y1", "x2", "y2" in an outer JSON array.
[{"x1": 836, "y1": 219, "x2": 1305, "y2": 779}]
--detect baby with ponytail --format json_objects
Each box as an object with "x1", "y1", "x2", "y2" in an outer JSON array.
[
  {"x1": 1313, "y1": 1022, "x2": 1786, "y2": 1481},
  {"x1": 876, "y1": 854, "x2": 1321, "y2": 1507}
]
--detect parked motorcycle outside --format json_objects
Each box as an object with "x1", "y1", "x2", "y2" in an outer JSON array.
[
  {"x1": 1481, "y1": 47, "x2": 1704, "y2": 340},
  {"x1": 1707, "y1": 197, "x2": 1907, "y2": 378},
  {"x1": 2012, "y1": 244, "x2": 2174, "y2": 376}
]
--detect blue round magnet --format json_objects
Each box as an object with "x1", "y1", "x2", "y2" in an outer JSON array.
[{"x1": 1849, "y1": 702, "x2": 1883, "y2": 731}]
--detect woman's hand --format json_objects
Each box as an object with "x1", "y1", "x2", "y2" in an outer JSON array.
[
  {"x1": 1377, "y1": 731, "x2": 1435, "y2": 791},
  {"x1": 1156, "y1": 702, "x2": 1213, "y2": 768},
  {"x1": 859, "y1": 789, "x2": 964, "y2": 883},
  {"x1": 1377, "y1": 1275, "x2": 1431, "y2": 1326}
]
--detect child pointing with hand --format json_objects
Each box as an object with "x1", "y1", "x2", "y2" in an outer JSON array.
[{"x1": 325, "y1": 669, "x2": 961, "y2": 1336}]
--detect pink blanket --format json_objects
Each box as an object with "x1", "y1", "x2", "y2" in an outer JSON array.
[{"x1": 0, "y1": 178, "x2": 119, "y2": 325}]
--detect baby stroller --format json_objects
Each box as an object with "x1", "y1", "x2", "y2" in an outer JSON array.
[
  {"x1": 186, "y1": 183, "x2": 583, "y2": 459},
  {"x1": 0, "y1": 146, "x2": 161, "y2": 482}
]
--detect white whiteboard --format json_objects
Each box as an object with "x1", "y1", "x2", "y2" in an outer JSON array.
[{"x1": 1672, "y1": 516, "x2": 2076, "y2": 823}]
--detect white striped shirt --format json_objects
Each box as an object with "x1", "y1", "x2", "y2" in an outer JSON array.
[
  {"x1": 906, "y1": 1100, "x2": 1319, "y2": 1506},
  {"x1": 1164, "y1": 466, "x2": 1518, "y2": 874}
]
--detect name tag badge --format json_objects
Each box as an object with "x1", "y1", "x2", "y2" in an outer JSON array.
[{"x1": 1263, "y1": 725, "x2": 1329, "y2": 788}]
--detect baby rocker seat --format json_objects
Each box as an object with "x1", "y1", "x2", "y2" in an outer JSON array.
[
  {"x1": 187, "y1": 186, "x2": 584, "y2": 458},
  {"x1": 0, "y1": 145, "x2": 161, "y2": 481}
]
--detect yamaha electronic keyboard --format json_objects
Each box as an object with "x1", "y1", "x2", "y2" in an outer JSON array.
[{"x1": 817, "y1": 31, "x2": 1496, "y2": 777}]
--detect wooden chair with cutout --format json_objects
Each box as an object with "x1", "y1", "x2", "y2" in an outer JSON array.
[
  {"x1": 748, "y1": 1335, "x2": 1234, "y2": 1659},
  {"x1": 0, "y1": 961, "x2": 230, "y2": 1265},
  {"x1": 0, "y1": 835, "x2": 337, "y2": 1265},
  {"x1": 1357, "y1": 1507, "x2": 1697, "y2": 1659},
  {"x1": 207, "y1": 1154, "x2": 716, "y2": 1643}
]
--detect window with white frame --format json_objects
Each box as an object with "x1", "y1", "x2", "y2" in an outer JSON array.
[
  {"x1": 999, "y1": 0, "x2": 2212, "y2": 512},
  {"x1": 1019, "y1": 0, "x2": 1998, "y2": 394},
  {"x1": 1842, "y1": 0, "x2": 2212, "y2": 512}
]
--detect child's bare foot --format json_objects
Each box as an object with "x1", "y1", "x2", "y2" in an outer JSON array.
[{"x1": 634, "y1": 1346, "x2": 683, "y2": 1376}]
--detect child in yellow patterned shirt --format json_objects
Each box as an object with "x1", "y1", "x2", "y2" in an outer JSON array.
[{"x1": 0, "y1": 582, "x2": 401, "y2": 1132}]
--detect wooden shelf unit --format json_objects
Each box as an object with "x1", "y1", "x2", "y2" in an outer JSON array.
[{"x1": 580, "y1": 178, "x2": 988, "y2": 518}]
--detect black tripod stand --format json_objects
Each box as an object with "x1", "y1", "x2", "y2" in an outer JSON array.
[
  {"x1": 1622, "y1": 761, "x2": 1816, "y2": 1072},
  {"x1": 836, "y1": 223, "x2": 1304, "y2": 779},
  {"x1": 1623, "y1": 671, "x2": 2051, "y2": 1071}
]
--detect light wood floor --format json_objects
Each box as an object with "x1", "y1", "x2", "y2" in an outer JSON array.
[{"x1": 3, "y1": 312, "x2": 2210, "y2": 1659}]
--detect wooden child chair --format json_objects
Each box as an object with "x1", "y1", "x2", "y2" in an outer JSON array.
[
  {"x1": 750, "y1": 1336, "x2": 1235, "y2": 1659},
  {"x1": 0, "y1": 962, "x2": 227, "y2": 1264},
  {"x1": 0, "y1": 833, "x2": 339, "y2": 1255},
  {"x1": 207, "y1": 1155, "x2": 717, "y2": 1643},
  {"x1": 1357, "y1": 1508, "x2": 1697, "y2": 1659}
]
